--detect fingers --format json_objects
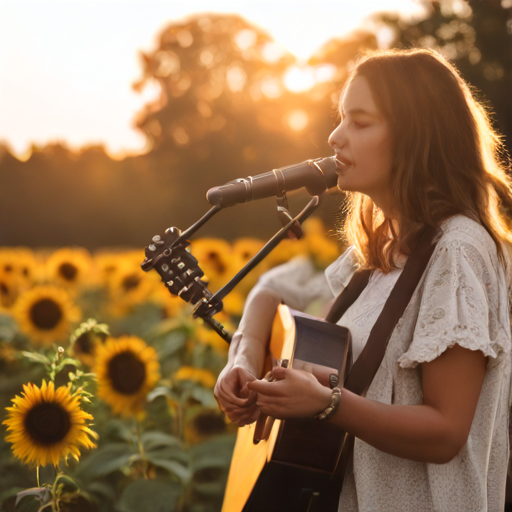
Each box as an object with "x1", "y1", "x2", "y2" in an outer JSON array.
[
  {"x1": 225, "y1": 404, "x2": 260, "y2": 426},
  {"x1": 247, "y1": 379, "x2": 284, "y2": 395},
  {"x1": 271, "y1": 366, "x2": 287, "y2": 380}
]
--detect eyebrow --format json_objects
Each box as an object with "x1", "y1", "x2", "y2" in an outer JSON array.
[{"x1": 340, "y1": 107, "x2": 377, "y2": 118}]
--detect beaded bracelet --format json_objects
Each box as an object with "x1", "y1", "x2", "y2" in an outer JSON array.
[{"x1": 314, "y1": 386, "x2": 342, "y2": 421}]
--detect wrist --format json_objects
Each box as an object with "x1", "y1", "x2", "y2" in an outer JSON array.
[{"x1": 314, "y1": 386, "x2": 342, "y2": 421}]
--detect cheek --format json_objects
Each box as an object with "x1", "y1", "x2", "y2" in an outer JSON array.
[{"x1": 352, "y1": 133, "x2": 393, "y2": 190}]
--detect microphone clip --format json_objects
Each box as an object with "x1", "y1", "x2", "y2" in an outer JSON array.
[{"x1": 276, "y1": 194, "x2": 304, "y2": 239}]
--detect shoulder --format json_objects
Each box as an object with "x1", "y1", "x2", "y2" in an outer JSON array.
[
  {"x1": 433, "y1": 215, "x2": 502, "y2": 278},
  {"x1": 437, "y1": 215, "x2": 498, "y2": 257}
]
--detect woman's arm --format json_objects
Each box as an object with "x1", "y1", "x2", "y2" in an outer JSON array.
[
  {"x1": 248, "y1": 343, "x2": 487, "y2": 464},
  {"x1": 214, "y1": 286, "x2": 281, "y2": 426}
]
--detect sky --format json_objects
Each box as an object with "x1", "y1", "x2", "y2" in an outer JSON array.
[{"x1": 0, "y1": 0, "x2": 428, "y2": 160}]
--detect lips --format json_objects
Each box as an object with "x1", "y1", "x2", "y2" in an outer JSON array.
[{"x1": 334, "y1": 154, "x2": 352, "y2": 171}]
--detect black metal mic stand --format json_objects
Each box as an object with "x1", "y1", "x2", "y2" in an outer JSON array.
[{"x1": 141, "y1": 193, "x2": 324, "y2": 344}]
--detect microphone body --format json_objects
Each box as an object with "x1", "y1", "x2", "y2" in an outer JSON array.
[{"x1": 206, "y1": 156, "x2": 337, "y2": 208}]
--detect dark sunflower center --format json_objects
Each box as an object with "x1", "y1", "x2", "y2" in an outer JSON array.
[
  {"x1": 59, "y1": 263, "x2": 78, "y2": 281},
  {"x1": 0, "y1": 282, "x2": 9, "y2": 296},
  {"x1": 24, "y1": 402, "x2": 71, "y2": 445},
  {"x1": 193, "y1": 411, "x2": 226, "y2": 436},
  {"x1": 207, "y1": 252, "x2": 226, "y2": 274},
  {"x1": 75, "y1": 332, "x2": 93, "y2": 354},
  {"x1": 108, "y1": 351, "x2": 146, "y2": 395},
  {"x1": 30, "y1": 298, "x2": 63, "y2": 330},
  {"x1": 122, "y1": 275, "x2": 140, "y2": 292}
]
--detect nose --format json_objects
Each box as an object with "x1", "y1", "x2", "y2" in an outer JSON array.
[{"x1": 328, "y1": 120, "x2": 346, "y2": 151}]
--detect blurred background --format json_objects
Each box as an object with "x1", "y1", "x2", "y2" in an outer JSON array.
[
  {"x1": 1, "y1": 2, "x2": 512, "y2": 511},
  {"x1": 1, "y1": 0, "x2": 510, "y2": 248}
]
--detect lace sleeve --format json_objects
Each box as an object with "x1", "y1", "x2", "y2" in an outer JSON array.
[
  {"x1": 398, "y1": 238, "x2": 510, "y2": 369},
  {"x1": 255, "y1": 256, "x2": 333, "y2": 312}
]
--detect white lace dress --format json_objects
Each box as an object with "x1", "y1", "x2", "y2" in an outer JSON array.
[{"x1": 257, "y1": 215, "x2": 512, "y2": 512}]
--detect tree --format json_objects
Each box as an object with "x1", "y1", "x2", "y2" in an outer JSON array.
[{"x1": 374, "y1": 0, "x2": 512, "y2": 157}]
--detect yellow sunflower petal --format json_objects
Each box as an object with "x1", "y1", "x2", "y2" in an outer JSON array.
[
  {"x1": 94, "y1": 336, "x2": 160, "y2": 417},
  {"x1": 3, "y1": 380, "x2": 97, "y2": 468}
]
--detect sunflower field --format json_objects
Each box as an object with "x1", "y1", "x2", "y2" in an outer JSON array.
[{"x1": 0, "y1": 218, "x2": 341, "y2": 512}]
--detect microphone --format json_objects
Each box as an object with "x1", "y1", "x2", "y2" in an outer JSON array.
[{"x1": 206, "y1": 156, "x2": 338, "y2": 208}]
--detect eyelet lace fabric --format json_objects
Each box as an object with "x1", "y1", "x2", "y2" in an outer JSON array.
[{"x1": 256, "y1": 215, "x2": 512, "y2": 512}]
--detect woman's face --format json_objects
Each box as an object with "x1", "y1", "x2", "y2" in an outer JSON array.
[{"x1": 328, "y1": 75, "x2": 394, "y2": 214}]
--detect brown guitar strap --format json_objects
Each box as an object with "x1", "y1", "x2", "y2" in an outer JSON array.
[{"x1": 321, "y1": 226, "x2": 439, "y2": 511}]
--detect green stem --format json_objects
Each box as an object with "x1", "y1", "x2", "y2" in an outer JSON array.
[
  {"x1": 135, "y1": 418, "x2": 148, "y2": 480},
  {"x1": 36, "y1": 465, "x2": 40, "y2": 487}
]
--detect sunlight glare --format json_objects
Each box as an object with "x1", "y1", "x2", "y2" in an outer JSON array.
[
  {"x1": 260, "y1": 76, "x2": 283, "y2": 99},
  {"x1": 314, "y1": 64, "x2": 337, "y2": 83},
  {"x1": 283, "y1": 66, "x2": 316, "y2": 93},
  {"x1": 234, "y1": 29, "x2": 257, "y2": 50},
  {"x1": 226, "y1": 65, "x2": 247, "y2": 92},
  {"x1": 286, "y1": 110, "x2": 309, "y2": 131},
  {"x1": 261, "y1": 42, "x2": 288, "y2": 63}
]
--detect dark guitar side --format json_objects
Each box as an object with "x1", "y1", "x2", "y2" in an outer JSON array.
[{"x1": 221, "y1": 305, "x2": 352, "y2": 512}]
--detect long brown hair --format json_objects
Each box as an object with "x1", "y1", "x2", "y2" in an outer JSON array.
[{"x1": 341, "y1": 48, "x2": 512, "y2": 275}]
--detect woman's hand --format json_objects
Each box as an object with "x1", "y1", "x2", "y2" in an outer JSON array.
[
  {"x1": 247, "y1": 366, "x2": 332, "y2": 419},
  {"x1": 215, "y1": 364, "x2": 260, "y2": 426}
]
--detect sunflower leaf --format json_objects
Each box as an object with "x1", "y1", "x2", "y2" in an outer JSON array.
[
  {"x1": 189, "y1": 387, "x2": 217, "y2": 408},
  {"x1": 15, "y1": 487, "x2": 51, "y2": 506},
  {"x1": 59, "y1": 357, "x2": 81, "y2": 367},
  {"x1": 118, "y1": 478, "x2": 182, "y2": 512},
  {"x1": 141, "y1": 431, "x2": 182, "y2": 451},
  {"x1": 144, "y1": 453, "x2": 191, "y2": 483},
  {"x1": 73, "y1": 443, "x2": 138, "y2": 477},
  {"x1": 21, "y1": 352, "x2": 51, "y2": 365},
  {"x1": 147, "y1": 386, "x2": 174, "y2": 402}
]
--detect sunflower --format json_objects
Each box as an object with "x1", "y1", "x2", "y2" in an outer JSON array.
[
  {"x1": 301, "y1": 217, "x2": 341, "y2": 268},
  {"x1": 184, "y1": 406, "x2": 229, "y2": 445},
  {"x1": 193, "y1": 319, "x2": 231, "y2": 354},
  {"x1": 0, "y1": 269, "x2": 19, "y2": 309},
  {"x1": 14, "y1": 286, "x2": 81, "y2": 346},
  {"x1": 304, "y1": 232, "x2": 340, "y2": 269},
  {"x1": 265, "y1": 237, "x2": 306, "y2": 269},
  {"x1": 159, "y1": 290, "x2": 188, "y2": 318},
  {"x1": 0, "y1": 342, "x2": 17, "y2": 374},
  {"x1": 174, "y1": 366, "x2": 217, "y2": 388},
  {"x1": 0, "y1": 248, "x2": 38, "y2": 286},
  {"x1": 3, "y1": 380, "x2": 98, "y2": 467},
  {"x1": 232, "y1": 237, "x2": 266, "y2": 295},
  {"x1": 94, "y1": 336, "x2": 160, "y2": 416},
  {"x1": 92, "y1": 252, "x2": 122, "y2": 285},
  {"x1": 190, "y1": 238, "x2": 238, "y2": 293},
  {"x1": 70, "y1": 319, "x2": 109, "y2": 367},
  {"x1": 221, "y1": 289, "x2": 245, "y2": 318},
  {"x1": 46, "y1": 248, "x2": 93, "y2": 288},
  {"x1": 107, "y1": 262, "x2": 156, "y2": 315}
]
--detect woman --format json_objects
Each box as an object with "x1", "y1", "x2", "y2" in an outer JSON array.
[{"x1": 214, "y1": 48, "x2": 512, "y2": 511}]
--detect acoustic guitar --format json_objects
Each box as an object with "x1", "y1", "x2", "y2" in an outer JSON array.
[{"x1": 221, "y1": 304, "x2": 353, "y2": 512}]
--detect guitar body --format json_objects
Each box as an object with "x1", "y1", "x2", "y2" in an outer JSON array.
[{"x1": 222, "y1": 305, "x2": 352, "y2": 512}]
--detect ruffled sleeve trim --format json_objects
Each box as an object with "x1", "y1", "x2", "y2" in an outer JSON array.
[
  {"x1": 398, "y1": 331, "x2": 511, "y2": 369},
  {"x1": 398, "y1": 229, "x2": 511, "y2": 369}
]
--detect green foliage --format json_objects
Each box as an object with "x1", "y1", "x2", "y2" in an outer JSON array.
[{"x1": 117, "y1": 479, "x2": 182, "y2": 512}]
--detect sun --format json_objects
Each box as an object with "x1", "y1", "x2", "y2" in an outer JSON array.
[
  {"x1": 94, "y1": 336, "x2": 160, "y2": 416},
  {"x1": 3, "y1": 380, "x2": 98, "y2": 467}
]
